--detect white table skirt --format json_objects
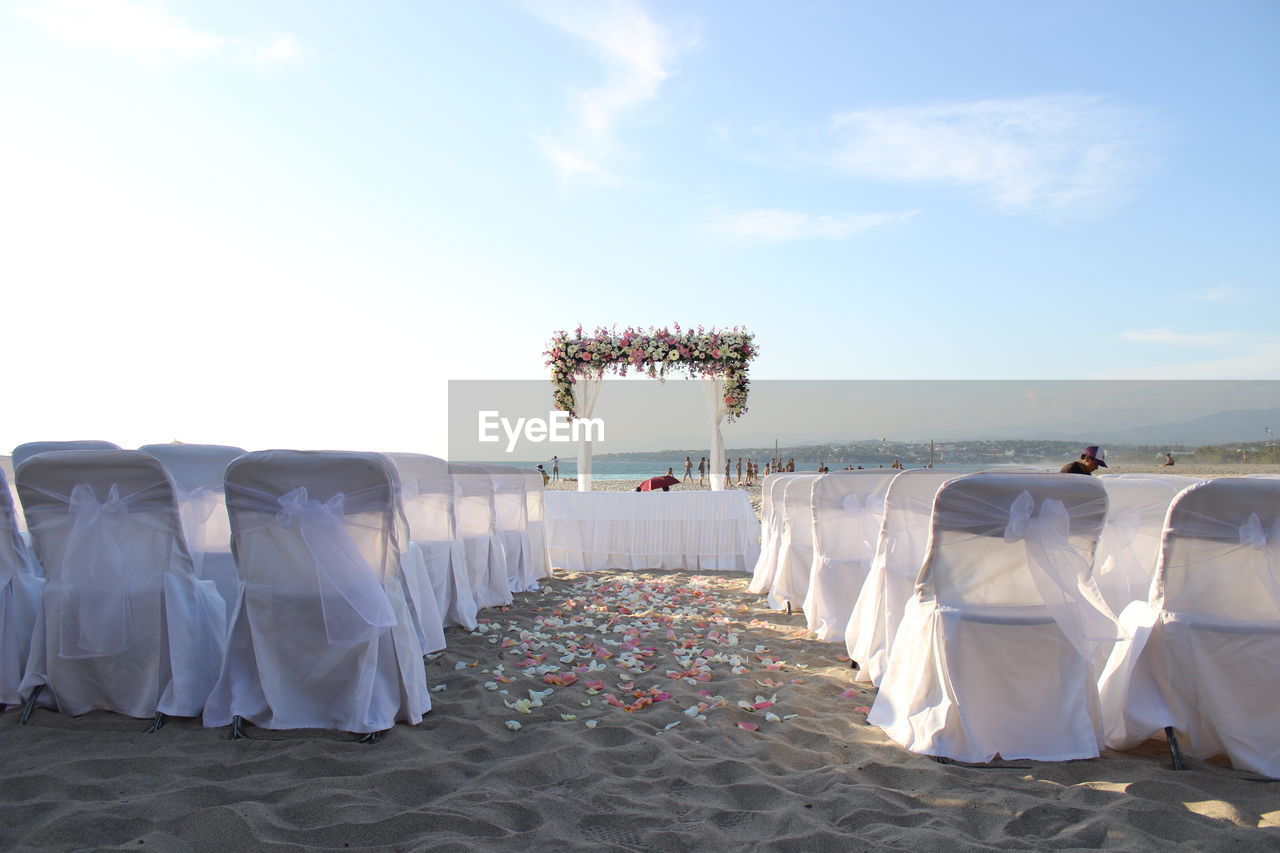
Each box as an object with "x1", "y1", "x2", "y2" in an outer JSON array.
[{"x1": 544, "y1": 491, "x2": 761, "y2": 572}]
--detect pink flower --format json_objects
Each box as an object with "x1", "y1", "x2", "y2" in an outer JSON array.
[
  {"x1": 711, "y1": 348, "x2": 721, "y2": 359},
  {"x1": 724, "y1": 396, "x2": 736, "y2": 406}
]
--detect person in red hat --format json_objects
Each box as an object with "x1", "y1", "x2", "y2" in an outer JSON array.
[{"x1": 1061, "y1": 445, "x2": 1108, "y2": 475}]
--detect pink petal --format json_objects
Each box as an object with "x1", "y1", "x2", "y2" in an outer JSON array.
[{"x1": 736, "y1": 722, "x2": 760, "y2": 731}]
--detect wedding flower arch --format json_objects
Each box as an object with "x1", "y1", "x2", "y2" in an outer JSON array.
[
  {"x1": 544, "y1": 325, "x2": 757, "y2": 491},
  {"x1": 545, "y1": 324, "x2": 757, "y2": 419}
]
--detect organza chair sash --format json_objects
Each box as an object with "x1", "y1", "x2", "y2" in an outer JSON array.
[
  {"x1": 175, "y1": 485, "x2": 219, "y2": 573},
  {"x1": 227, "y1": 483, "x2": 398, "y2": 647},
  {"x1": 932, "y1": 489, "x2": 1116, "y2": 663},
  {"x1": 1169, "y1": 508, "x2": 1280, "y2": 612},
  {"x1": 24, "y1": 481, "x2": 177, "y2": 659},
  {"x1": 840, "y1": 493, "x2": 886, "y2": 559}
]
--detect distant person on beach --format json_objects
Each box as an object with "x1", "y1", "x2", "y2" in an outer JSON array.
[
  {"x1": 683, "y1": 456, "x2": 693, "y2": 482},
  {"x1": 736, "y1": 457, "x2": 743, "y2": 484},
  {"x1": 536, "y1": 464, "x2": 549, "y2": 485},
  {"x1": 1061, "y1": 445, "x2": 1108, "y2": 475},
  {"x1": 698, "y1": 457, "x2": 706, "y2": 485},
  {"x1": 1163, "y1": 452, "x2": 1176, "y2": 467},
  {"x1": 552, "y1": 456, "x2": 559, "y2": 481},
  {"x1": 725, "y1": 457, "x2": 731, "y2": 483}
]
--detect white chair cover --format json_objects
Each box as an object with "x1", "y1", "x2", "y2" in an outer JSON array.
[
  {"x1": 16, "y1": 450, "x2": 225, "y2": 719},
  {"x1": 1, "y1": 456, "x2": 26, "y2": 538},
  {"x1": 748, "y1": 474, "x2": 801, "y2": 596},
  {"x1": 375, "y1": 456, "x2": 446, "y2": 655},
  {"x1": 0, "y1": 466, "x2": 41, "y2": 706},
  {"x1": 203, "y1": 450, "x2": 429, "y2": 733},
  {"x1": 484, "y1": 464, "x2": 537, "y2": 593},
  {"x1": 384, "y1": 452, "x2": 478, "y2": 632},
  {"x1": 804, "y1": 470, "x2": 899, "y2": 642},
  {"x1": 1098, "y1": 477, "x2": 1280, "y2": 777},
  {"x1": 846, "y1": 469, "x2": 960, "y2": 684},
  {"x1": 767, "y1": 475, "x2": 821, "y2": 610},
  {"x1": 12, "y1": 440, "x2": 121, "y2": 469},
  {"x1": 523, "y1": 469, "x2": 551, "y2": 582},
  {"x1": 139, "y1": 443, "x2": 244, "y2": 622},
  {"x1": 1093, "y1": 477, "x2": 1187, "y2": 616},
  {"x1": 448, "y1": 463, "x2": 512, "y2": 609},
  {"x1": 869, "y1": 473, "x2": 1116, "y2": 763},
  {"x1": 1099, "y1": 472, "x2": 1204, "y2": 488}
]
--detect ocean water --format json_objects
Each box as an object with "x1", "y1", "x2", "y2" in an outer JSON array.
[{"x1": 507, "y1": 459, "x2": 1013, "y2": 482}]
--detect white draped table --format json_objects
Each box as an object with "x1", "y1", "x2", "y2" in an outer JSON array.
[{"x1": 544, "y1": 491, "x2": 761, "y2": 572}]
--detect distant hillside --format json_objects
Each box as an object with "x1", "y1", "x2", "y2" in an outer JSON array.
[{"x1": 1094, "y1": 407, "x2": 1280, "y2": 446}]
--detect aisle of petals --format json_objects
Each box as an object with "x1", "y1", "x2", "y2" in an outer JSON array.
[{"x1": 427, "y1": 569, "x2": 875, "y2": 734}]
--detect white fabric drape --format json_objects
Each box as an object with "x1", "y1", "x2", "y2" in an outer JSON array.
[
  {"x1": 524, "y1": 470, "x2": 551, "y2": 583},
  {"x1": 749, "y1": 474, "x2": 800, "y2": 596},
  {"x1": 846, "y1": 469, "x2": 958, "y2": 684},
  {"x1": 204, "y1": 450, "x2": 429, "y2": 734},
  {"x1": 703, "y1": 377, "x2": 729, "y2": 492},
  {"x1": 385, "y1": 452, "x2": 478, "y2": 632},
  {"x1": 139, "y1": 444, "x2": 245, "y2": 626},
  {"x1": 449, "y1": 463, "x2": 512, "y2": 608},
  {"x1": 484, "y1": 464, "x2": 537, "y2": 593},
  {"x1": 17, "y1": 450, "x2": 225, "y2": 719},
  {"x1": 573, "y1": 376, "x2": 603, "y2": 492},
  {"x1": 1098, "y1": 477, "x2": 1280, "y2": 778},
  {"x1": 0, "y1": 466, "x2": 41, "y2": 706},
  {"x1": 804, "y1": 470, "x2": 898, "y2": 642},
  {"x1": 767, "y1": 475, "x2": 822, "y2": 610},
  {"x1": 544, "y1": 491, "x2": 759, "y2": 571},
  {"x1": 1093, "y1": 477, "x2": 1187, "y2": 616},
  {"x1": 869, "y1": 473, "x2": 1114, "y2": 763}
]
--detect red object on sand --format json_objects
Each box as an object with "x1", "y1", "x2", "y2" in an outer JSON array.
[{"x1": 638, "y1": 475, "x2": 680, "y2": 492}]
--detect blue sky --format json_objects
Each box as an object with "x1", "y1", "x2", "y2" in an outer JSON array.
[{"x1": 2, "y1": 0, "x2": 1277, "y2": 455}]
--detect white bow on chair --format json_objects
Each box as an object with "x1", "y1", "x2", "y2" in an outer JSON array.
[
  {"x1": 61, "y1": 483, "x2": 135, "y2": 659},
  {"x1": 1003, "y1": 491, "x2": 1118, "y2": 664},
  {"x1": 274, "y1": 487, "x2": 397, "y2": 646},
  {"x1": 1239, "y1": 513, "x2": 1280, "y2": 609}
]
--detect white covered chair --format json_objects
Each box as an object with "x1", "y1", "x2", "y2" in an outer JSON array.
[
  {"x1": 0, "y1": 466, "x2": 41, "y2": 707},
  {"x1": 203, "y1": 450, "x2": 429, "y2": 736},
  {"x1": 12, "y1": 440, "x2": 121, "y2": 469},
  {"x1": 16, "y1": 450, "x2": 226, "y2": 723},
  {"x1": 384, "y1": 452, "x2": 478, "y2": 631},
  {"x1": 766, "y1": 475, "x2": 822, "y2": 611},
  {"x1": 2, "y1": 456, "x2": 25, "y2": 538},
  {"x1": 846, "y1": 469, "x2": 960, "y2": 684},
  {"x1": 869, "y1": 473, "x2": 1116, "y2": 763},
  {"x1": 484, "y1": 464, "x2": 537, "y2": 593},
  {"x1": 139, "y1": 443, "x2": 244, "y2": 621},
  {"x1": 1098, "y1": 477, "x2": 1280, "y2": 778},
  {"x1": 803, "y1": 470, "x2": 899, "y2": 642},
  {"x1": 748, "y1": 474, "x2": 801, "y2": 597},
  {"x1": 1093, "y1": 476, "x2": 1187, "y2": 616},
  {"x1": 523, "y1": 469, "x2": 551, "y2": 583},
  {"x1": 448, "y1": 463, "x2": 512, "y2": 609}
]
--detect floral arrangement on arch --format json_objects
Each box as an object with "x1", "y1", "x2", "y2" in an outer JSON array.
[{"x1": 545, "y1": 324, "x2": 757, "y2": 421}]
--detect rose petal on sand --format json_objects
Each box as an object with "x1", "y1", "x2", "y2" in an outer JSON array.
[
  {"x1": 736, "y1": 722, "x2": 759, "y2": 731},
  {"x1": 504, "y1": 720, "x2": 522, "y2": 731},
  {"x1": 839, "y1": 689, "x2": 859, "y2": 699}
]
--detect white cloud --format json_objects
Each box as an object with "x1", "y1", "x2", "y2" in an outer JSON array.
[
  {"x1": 244, "y1": 34, "x2": 306, "y2": 70},
  {"x1": 708, "y1": 208, "x2": 918, "y2": 242},
  {"x1": 1120, "y1": 328, "x2": 1233, "y2": 346},
  {"x1": 1180, "y1": 285, "x2": 1245, "y2": 303},
  {"x1": 523, "y1": 0, "x2": 695, "y2": 183},
  {"x1": 826, "y1": 95, "x2": 1146, "y2": 212},
  {"x1": 18, "y1": 0, "x2": 304, "y2": 68}
]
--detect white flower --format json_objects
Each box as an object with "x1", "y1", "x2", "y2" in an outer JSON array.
[{"x1": 504, "y1": 720, "x2": 523, "y2": 731}]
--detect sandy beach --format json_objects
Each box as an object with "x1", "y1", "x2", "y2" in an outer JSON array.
[{"x1": 2, "y1": 563, "x2": 1277, "y2": 851}]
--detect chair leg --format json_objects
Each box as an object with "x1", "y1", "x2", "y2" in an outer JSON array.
[
  {"x1": 19, "y1": 685, "x2": 43, "y2": 725},
  {"x1": 785, "y1": 602, "x2": 792, "y2": 615},
  {"x1": 144, "y1": 712, "x2": 166, "y2": 733},
  {"x1": 228, "y1": 715, "x2": 246, "y2": 740},
  {"x1": 356, "y1": 729, "x2": 385, "y2": 744},
  {"x1": 1166, "y1": 726, "x2": 1185, "y2": 771}
]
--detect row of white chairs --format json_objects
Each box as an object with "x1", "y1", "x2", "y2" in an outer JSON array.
[
  {"x1": 750, "y1": 469, "x2": 1280, "y2": 777},
  {"x1": 0, "y1": 441, "x2": 551, "y2": 736}
]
